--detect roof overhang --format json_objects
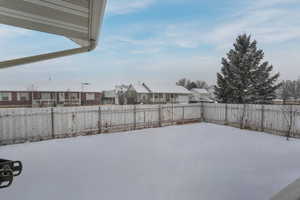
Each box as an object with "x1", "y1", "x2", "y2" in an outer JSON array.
[{"x1": 0, "y1": 0, "x2": 107, "y2": 69}]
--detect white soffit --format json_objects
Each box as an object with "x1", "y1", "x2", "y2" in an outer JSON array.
[{"x1": 0, "y1": 0, "x2": 107, "y2": 47}]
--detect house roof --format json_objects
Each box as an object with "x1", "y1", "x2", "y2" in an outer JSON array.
[
  {"x1": 191, "y1": 88, "x2": 209, "y2": 94},
  {"x1": 145, "y1": 83, "x2": 191, "y2": 94},
  {"x1": 131, "y1": 84, "x2": 149, "y2": 93},
  {"x1": 115, "y1": 85, "x2": 129, "y2": 93},
  {"x1": 0, "y1": 82, "x2": 101, "y2": 93}
]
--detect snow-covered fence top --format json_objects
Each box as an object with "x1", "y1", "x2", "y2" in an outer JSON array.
[{"x1": 1, "y1": 103, "x2": 300, "y2": 145}]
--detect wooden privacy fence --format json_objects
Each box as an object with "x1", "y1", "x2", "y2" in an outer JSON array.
[
  {"x1": 1, "y1": 103, "x2": 300, "y2": 145},
  {"x1": 0, "y1": 104, "x2": 203, "y2": 145},
  {"x1": 204, "y1": 103, "x2": 300, "y2": 138}
]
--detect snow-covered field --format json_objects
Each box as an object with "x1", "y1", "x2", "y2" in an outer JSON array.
[{"x1": 1, "y1": 123, "x2": 300, "y2": 200}]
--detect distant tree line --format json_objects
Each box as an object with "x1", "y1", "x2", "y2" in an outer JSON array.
[
  {"x1": 176, "y1": 78, "x2": 208, "y2": 90},
  {"x1": 280, "y1": 79, "x2": 300, "y2": 103},
  {"x1": 214, "y1": 34, "x2": 281, "y2": 104}
]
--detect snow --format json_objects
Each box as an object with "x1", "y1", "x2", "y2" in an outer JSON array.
[
  {"x1": 1, "y1": 123, "x2": 300, "y2": 200},
  {"x1": 146, "y1": 83, "x2": 191, "y2": 94},
  {"x1": 132, "y1": 84, "x2": 149, "y2": 93},
  {"x1": 0, "y1": 80, "x2": 102, "y2": 93},
  {"x1": 191, "y1": 88, "x2": 209, "y2": 94}
]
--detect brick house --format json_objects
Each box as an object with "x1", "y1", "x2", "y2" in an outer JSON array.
[{"x1": 0, "y1": 90, "x2": 102, "y2": 108}]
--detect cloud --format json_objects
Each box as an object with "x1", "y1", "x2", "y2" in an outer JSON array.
[
  {"x1": 161, "y1": 1, "x2": 300, "y2": 50},
  {"x1": 96, "y1": 0, "x2": 300, "y2": 85},
  {"x1": 0, "y1": 0, "x2": 299, "y2": 89},
  {"x1": 250, "y1": 0, "x2": 299, "y2": 9},
  {"x1": 0, "y1": 25, "x2": 29, "y2": 38},
  {"x1": 208, "y1": 8, "x2": 300, "y2": 49},
  {"x1": 157, "y1": 2, "x2": 300, "y2": 51},
  {"x1": 101, "y1": 0, "x2": 300, "y2": 56},
  {"x1": 107, "y1": 0, "x2": 155, "y2": 15}
]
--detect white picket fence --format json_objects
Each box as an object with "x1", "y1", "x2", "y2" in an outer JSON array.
[{"x1": 1, "y1": 103, "x2": 300, "y2": 145}]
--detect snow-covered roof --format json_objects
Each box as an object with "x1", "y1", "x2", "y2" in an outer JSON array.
[
  {"x1": 131, "y1": 84, "x2": 149, "y2": 93},
  {"x1": 115, "y1": 85, "x2": 129, "y2": 93},
  {"x1": 0, "y1": 82, "x2": 101, "y2": 93},
  {"x1": 191, "y1": 88, "x2": 209, "y2": 94},
  {"x1": 0, "y1": 85, "x2": 25, "y2": 91},
  {"x1": 272, "y1": 99, "x2": 283, "y2": 102},
  {"x1": 145, "y1": 83, "x2": 191, "y2": 94}
]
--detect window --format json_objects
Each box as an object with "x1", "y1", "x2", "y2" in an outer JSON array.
[
  {"x1": 166, "y1": 94, "x2": 170, "y2": 101},
  {"x1": 59, "y1": 93, "x2": 65, "y2": 101},
  {"x1": 17, "y1": 92, "x2": 30, "y2": 101},
  {"x1": 41, "y1": 93, "x2": 51, "y2": 99},
  {"x1": 70, "y1": 93, "x2": 78, "y2": 100},
  {"x1": 159, "y1": 93, "x2": 163, "y2": 98},
  {"x1": 142, "y1": 95, "x2": 147, "y2": 100},
  {"x1": 0, "y1": 92, "x2": 12, "y2": 101},
  {"x1": 86, "y1": 93, "x2": 95, "y2": 101}
]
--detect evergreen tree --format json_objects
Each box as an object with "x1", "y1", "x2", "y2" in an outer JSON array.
[
  {"x1": 214, "y1": 70, "x2": 233, "y2": 103},
  {"x1": 253, "y1": 64, "x2": 281, "y2": 103},
  {"x1": 215, "y1": 34, "x2": 280, "y2": 104}
]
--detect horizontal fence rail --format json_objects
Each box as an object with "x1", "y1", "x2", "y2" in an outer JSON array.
[{"x1": 1, "y1": 103, "x2": 300, "y2": 145}]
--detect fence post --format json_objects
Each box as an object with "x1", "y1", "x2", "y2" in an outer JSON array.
[
  {"x1": 225, "y1": 103, "x2": 228, "y2": 125},
  {"x1": 182, "y1": 105, "x2": 185, "y2": 124},
  {"x1": 144, "y1": 108, "x2": 146, "y2": 128},
  {"x1": 51, "y1": 107, "x2": 55, "y2": 138},
  {"x1": 201, "y1": 102, "x2": 205, "y2": 122},
  {"x1": 158, "y1": 105, "x2": 162, "y2": 127},
  {"x1": 261, "y1": 105, "x2": 265, "y2": 132},
  {"x1": 289, "y1": 104, "x2": 294, "y2": 138},
  {"x1": 199, "y1": 103, "x2": 202, "y2": 122},
  {"x1": 133, "y1": 105, "x2": 137, "y2": 130},
  {"x1": 172, "y1": 103, "x2": 174, "y2": 124},
  {"x1": 98, "y1": 106, "x2": 102, "y2": 133},
  {"x1": 240, "y1": 104, "x2": 247, "y2": 129}
]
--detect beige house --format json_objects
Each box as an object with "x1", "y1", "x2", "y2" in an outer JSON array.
[
  {"x1": 190, "y1": 88, "x2": 214, "y2": 103},
  {"x1": 126, "y1": 83, "x2": 191, "y2": 104},
  {"x1": 126, "y1": 84, "x2": 151, "y2": 104}
]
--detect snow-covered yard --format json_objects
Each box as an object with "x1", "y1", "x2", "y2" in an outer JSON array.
[{"x1": 1, "y1": 123, "x2": 300, "y2": 200}]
